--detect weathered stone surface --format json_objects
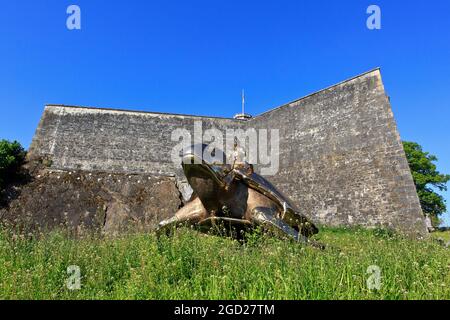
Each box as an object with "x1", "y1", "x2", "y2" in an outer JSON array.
[
  {"x1": 22, "y1": 68, "x2": 427, "y2": 236},
  {"x1": 0, "y1": 162, "x2": 181, "y2": 234},
  {"x1": 251, "y1": 69, "x2": 427, "y2": 237},
  {"x1": 28, "y1": 106, "x2": 244, "y2": 177}
]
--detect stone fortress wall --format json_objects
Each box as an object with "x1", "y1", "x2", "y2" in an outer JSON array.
[{"x1": 25, "y1": 69, "x2": 427, "y2": 236}]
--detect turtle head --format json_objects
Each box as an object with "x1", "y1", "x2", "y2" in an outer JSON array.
[{"x1": 181, "y1": 144, "x2": 231, "y2": 213}]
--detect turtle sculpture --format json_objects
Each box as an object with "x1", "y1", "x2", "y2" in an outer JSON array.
[{"x1": 157, "y1": 143, "x2": 321, "y2": 247}]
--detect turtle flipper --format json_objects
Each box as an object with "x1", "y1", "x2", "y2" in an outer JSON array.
[
  {"x1": 252, "y1": 207, "x2": 308, "y2": 244},
  {"x1": 156, "y1": 197, "x2": 207, "y2": 236},
  {"x1": 252, "y1": 207, "x2": 324, "y2": 249}
]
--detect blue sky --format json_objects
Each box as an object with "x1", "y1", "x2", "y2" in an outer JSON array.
[{"x1": 1, "y1": 1, "x2": 449, "y2": 225}]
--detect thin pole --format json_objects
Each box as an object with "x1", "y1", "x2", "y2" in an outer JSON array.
[{"x1": 242, "y1": 89, "x2": 245, "y2": 115}]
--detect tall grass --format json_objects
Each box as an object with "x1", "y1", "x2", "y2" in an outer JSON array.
[{"x1": 0, "y1": 227, "x2": 449, "y2": 300}]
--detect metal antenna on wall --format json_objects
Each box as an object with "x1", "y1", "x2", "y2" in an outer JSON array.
[
  {"x1": 242, "y1": 89, "x2": 245, "y2": 115},
  {"x1": 234, "y1": 89, "x2": 252, "y2": 121}
]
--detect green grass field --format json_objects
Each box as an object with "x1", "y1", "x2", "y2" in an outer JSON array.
[
  {"x1": 432, "y1": 230, "x2": 450, "y2": 242},
  {"x1": 0, "y1": 227, "x2": 449, "y2": 300}
]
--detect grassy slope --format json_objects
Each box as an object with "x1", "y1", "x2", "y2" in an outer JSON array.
[
  {"x1": 0, "y1": 227, "x2": 449, "y2": 300},
  {"x1": 431, "y1": 231, "x2": 450, "y2": 242}
]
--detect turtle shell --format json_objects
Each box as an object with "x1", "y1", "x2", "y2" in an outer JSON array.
[{"x1": 232, "y1": 166, "x2": 318, "y2": 236}]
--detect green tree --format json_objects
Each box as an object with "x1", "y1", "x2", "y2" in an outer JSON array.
[
  {"x1": 403, "y1": 141, "x2": 450, "y2": 226},
  {"x1": 0, "y1": 139, "x2": 26, "y2": 190}
]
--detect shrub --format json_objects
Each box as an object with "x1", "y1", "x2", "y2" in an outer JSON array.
[{"x1": 0, "y1": 140, "x2": 26, "y2": 190}]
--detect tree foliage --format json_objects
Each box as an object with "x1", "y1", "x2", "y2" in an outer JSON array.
[
  {"x1": 0, "y1": 139, "x2": 26, "y2": 190},
  {"x1": 403, "y1": 141, "x2": 450, "y2": 223}
]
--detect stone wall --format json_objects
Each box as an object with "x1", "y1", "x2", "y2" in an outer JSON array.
[
  {"x1": 0, "y1": 164, "x2": 181, "y2": 235},
  {"x1": 251, "y1": 69, "x2": 426, "y2": 236},
  {"x1": 28, "y1": 106, "x2": 243, "y2": 178},
  {"x1": 25, "y1": 68, "x2": 427, "y2": 236}
]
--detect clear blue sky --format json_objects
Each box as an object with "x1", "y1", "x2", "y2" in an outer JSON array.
[{"x1": 1, "y1": 1, "x2": 449, "y2": 225}]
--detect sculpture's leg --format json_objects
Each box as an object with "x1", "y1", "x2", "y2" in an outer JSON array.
[
  {"x1": 156, "y1": 197, "x2": 207, "y2": 236},
  {"x1": 252, "y1": 207, "x2": 324, "y2": 249}
]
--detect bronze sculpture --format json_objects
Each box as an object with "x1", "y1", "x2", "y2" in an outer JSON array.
[{"x1": 157, "y1": 143, "x2": 321, "y2": 247}]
